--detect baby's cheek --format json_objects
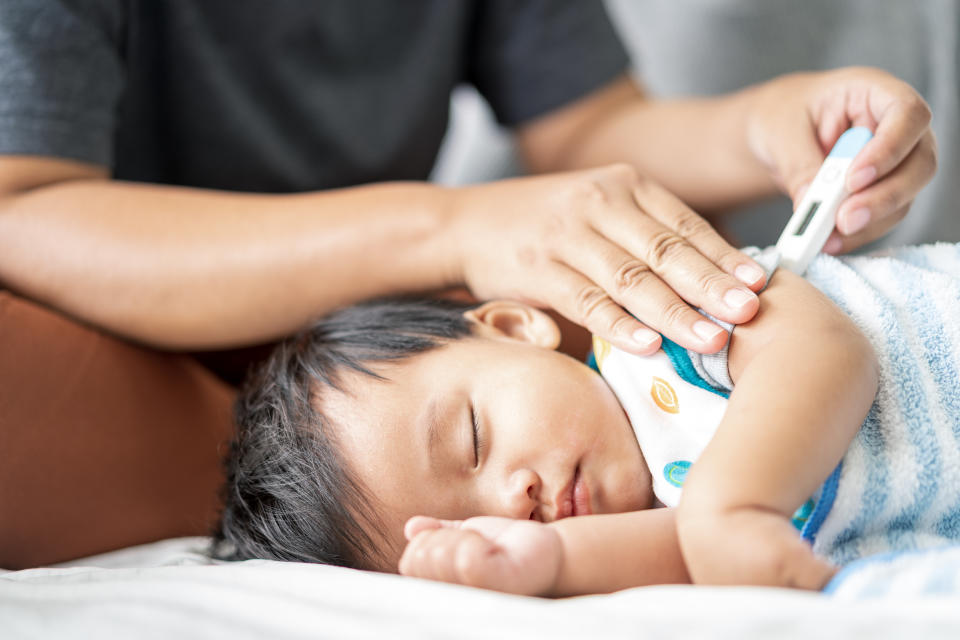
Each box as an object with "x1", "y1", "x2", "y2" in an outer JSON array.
[{"x1": 605, "y1": 461, "x2": 653, "y2": 514}]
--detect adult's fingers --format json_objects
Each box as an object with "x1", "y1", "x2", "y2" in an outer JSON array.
[
  {"x1": 557, "y1": 229, "x2": 751, "y2": 352},
  {"x1": 844, "y1": 77, "x2": 933, "y2": 193},
  {"x1": 824, "y1": 202, "x2": 912, "y2": 256},
  {"x1": 630, "y1": 177, "x2": 768, "y2": 292},
  {"x1": 835, "y1": 129, "x2": 936, "y2": 238},
  {"x1": 543, "y1": 260, "x2": 731, "y2": 355},
  {"x1": 542, "y1": 262, "x2": 663, "y2": 355}
]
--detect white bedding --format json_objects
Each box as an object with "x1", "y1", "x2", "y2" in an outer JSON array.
[{"x1": 2, "y1": 538, "x2": 958, "y2": 639}]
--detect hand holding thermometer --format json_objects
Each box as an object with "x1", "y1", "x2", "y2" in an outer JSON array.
[{"x1": 775, "y1": 127, "x2": 874, "y2": 274}]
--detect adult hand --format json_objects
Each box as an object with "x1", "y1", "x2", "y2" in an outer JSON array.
[
  {"x1": 448, "y1": 165, "x2": 768, "y2": 355},
  {"x1": 745, "y1": 66, "x2": 937, "y2": 254},
  {"x1": 398, "y1": 515, "x2": 563, "y2": 596}
]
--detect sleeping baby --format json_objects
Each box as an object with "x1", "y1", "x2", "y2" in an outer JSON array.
[{"x1": 213, "y1": 243, "x2": 960, "y2": 596}]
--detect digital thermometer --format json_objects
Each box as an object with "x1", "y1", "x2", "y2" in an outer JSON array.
[{"x1": 775, "y1": 126, "x2": 873, "y2": 274}]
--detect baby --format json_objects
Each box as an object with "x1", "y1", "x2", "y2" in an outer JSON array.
[{"x1": 214, "y1": 244, "x2": 960, "y2": 596}]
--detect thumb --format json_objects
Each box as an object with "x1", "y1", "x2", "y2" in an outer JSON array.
[
  {"x1": 404, "y1": 515, "x2": 463, "y2": 540},
  {"x1": 766, "y1": 124, "x2": 828, "y2": 206}
]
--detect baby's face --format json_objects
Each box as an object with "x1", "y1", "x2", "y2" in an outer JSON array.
[{"x1": 322, "y1": 303, "x2": 654, "y2": 569}]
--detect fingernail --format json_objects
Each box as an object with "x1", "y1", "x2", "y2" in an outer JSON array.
[
  {"x1": 723, "y1": 287, "x2": 756, "y2": 310},
  {"x1": 846, "y1": 166, "x2": 876, "y2": 192},
  {"x1": 632, "y1": 328, "x2": 660, "y2": 349},
  {"x1": 823, "y1": 236, "x2": 843, "y2": 254},
  {"x1": 693, "y1": 320, "x2": 725, "y2": 343},
  {"x1": 793, "y1": 182, "x2": 810, "y2": 204},
  {"x1": 734, "y1": 264, "x2": 765, "y2": 286},
  {"x1": 840, "y1": 207, "x2": 870, "y2": 235}
]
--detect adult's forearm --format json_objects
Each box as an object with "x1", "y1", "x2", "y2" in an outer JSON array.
[
  {"x1": 565, "y1": 88, "x2": 777, "y2": 213},
  {"x1": 0, "y1": 179, "x2": 456, "y2": 349},
  {"x1": 522, "y1": 77, "x2": 777, "y2": 214}
]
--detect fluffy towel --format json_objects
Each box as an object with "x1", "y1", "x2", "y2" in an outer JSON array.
[
  {"x1": 825, "y1": 545, "x2": 960, "y2": 599},
  {"x1": 804, "y1": 243, "x2": 960, "y2": 566}
]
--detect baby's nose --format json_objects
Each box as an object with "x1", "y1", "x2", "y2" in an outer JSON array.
[{"x1": 502, "y1": 468, "x2": 540, "y2": 519}]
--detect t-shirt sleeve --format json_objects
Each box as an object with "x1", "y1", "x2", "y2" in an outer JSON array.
[
  {"x1": 466, "y1": 0, "x2": 631, "y2": 126},
  {"x1": 684, "y1": 246, "x2": 783, "y2": 392},
  {"x1": 0, "y1": 0, "x2": 124, "y2": 167}
]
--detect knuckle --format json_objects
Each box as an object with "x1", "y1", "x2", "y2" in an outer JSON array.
[
  {"x1": 574, "y1": 284, "x2": 611, "y2": 324},
  {"x1": 411, "y1": 545, "x2": 429, "y2": 565},
  {"x1": 907, "y1": 94, "x2": 933, "y2": 125},
  {"x1": 883, "y1": 184, "x2": 903, "y2": 212},
  {"x1": 428, "y1": 544, "x2": 447, "y2": 564},
  {"x1": 673, "y1": 212, "x2": 714, "y2": 242},
  {"x1": 602, "y1": 162, "x2": 640, "y2": 183},
  {"x1": 696, "y1": 269, "x2": 733, "y2": 295},
  {"x1": 454, "y1": 547, "x2": 483, "y2": 582},
  {"x1": 565, "y1": 178, "x2": 610, "y2": 208},
  {"x1": 612, "y1": 259, "x2": 653, "y2": 295},
  {"x1": 608, "y1": 313, "x2": 638, "y2": 337},
  {"x1": 541, "y1": 210, "x2": 568, "y2": 239},
  {"x1": 921, "y1": 137, "x2": 939, "y2": 177},
  {"x1": 646, "y1": 231, "x2": 687, "y2": 268},
  {"x1": 661, "y1": 299, "x2": 691, "y2": 328}
]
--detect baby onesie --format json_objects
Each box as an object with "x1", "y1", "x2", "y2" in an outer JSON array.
[{"x1": 590, "y1": 247, "x2": 816, "y2": 528}]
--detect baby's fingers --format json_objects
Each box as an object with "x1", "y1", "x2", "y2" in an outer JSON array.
[
  {"x1": 398, "y1": 527, "x2": 497, "y2": 586},
  {"x1": 404, "y1": 515, "x2": 462, "y2": 540}
]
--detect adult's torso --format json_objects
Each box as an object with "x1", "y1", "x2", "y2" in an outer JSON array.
[
  {"x1": 0, "y1": 1, "x2": 626, "y2": 193},
  {"x1": 113, "y1": 1, "x2": 468, "y2": 192}
]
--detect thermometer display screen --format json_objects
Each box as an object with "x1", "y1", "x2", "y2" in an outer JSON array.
[{"x1": 794, "y1": 201, "x2": 822, "y2": 236}]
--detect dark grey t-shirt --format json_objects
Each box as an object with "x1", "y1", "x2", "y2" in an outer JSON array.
[{"x1": 0, "y1": 0, "x2": 629, "y2": 192}]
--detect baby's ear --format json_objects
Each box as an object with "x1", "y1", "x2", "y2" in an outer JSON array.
[{"x1": 463, "y1": 301, "x2": 561, "y2": 349}]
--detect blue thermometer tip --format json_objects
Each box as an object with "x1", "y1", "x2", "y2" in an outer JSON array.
[{"x1": 827, "y1": 126, "x2": 874, "y2": 159}]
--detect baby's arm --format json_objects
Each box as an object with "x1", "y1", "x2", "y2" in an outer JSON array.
[
  {"x1": 399, "y1": 508, "x2": 688, "y2": 597},
  {"x1": 677, "y1": 268, "x2": 879, "y2": 588}
]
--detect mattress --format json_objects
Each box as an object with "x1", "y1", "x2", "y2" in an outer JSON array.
[{"x1": 2, "y1": 537, "x2": 958, "y2": 639}]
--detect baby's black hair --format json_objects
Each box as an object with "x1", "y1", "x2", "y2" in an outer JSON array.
[{"x1": 212, "y1": 297, "x2": 476, "y2": 569}]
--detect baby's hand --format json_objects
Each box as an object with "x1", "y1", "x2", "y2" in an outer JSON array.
[
  {"x1": 398, "y1": 515, "x2": 563, "y2": 596},
  {"x1": 678, "y1": 506, "x2": 836, "y2": 590}
]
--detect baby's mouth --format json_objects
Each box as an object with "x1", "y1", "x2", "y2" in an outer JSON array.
[
  {"x1": 556, "y1": 464, "x2": 593, "y2": 520},
  {"x1": 572, "y1": 465, "x2": 593, "y2": 517}
]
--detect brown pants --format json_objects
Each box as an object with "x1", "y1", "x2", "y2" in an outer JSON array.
[{"x1": 0, "y1": 291, "x2": 235, "y2": 569}]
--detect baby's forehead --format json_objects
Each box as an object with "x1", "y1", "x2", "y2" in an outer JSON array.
[
  {"x1": 309, "y1": 380, "x2": 410, "y2": 572},
  {"x1": 314, "y1": 366, "x2": 430, "y2": 512}
]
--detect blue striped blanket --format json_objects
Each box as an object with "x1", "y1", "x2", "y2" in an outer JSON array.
[{"x1": 800, "y1": 243, "x2": 960, "y2": 594}]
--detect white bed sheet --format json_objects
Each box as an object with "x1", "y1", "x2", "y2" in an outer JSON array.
[{"x1": 1, "y1": 537, "x2": 957, "y2": 640}]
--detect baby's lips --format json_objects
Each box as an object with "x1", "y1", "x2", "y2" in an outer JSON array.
[{"x1": 572, "y1": 468, "x2": 592, "y2": 517}]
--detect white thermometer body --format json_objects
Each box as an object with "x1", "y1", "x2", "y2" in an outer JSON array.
[{"x1": 775, "y1": 127, "x2": 873, "y2": 274}]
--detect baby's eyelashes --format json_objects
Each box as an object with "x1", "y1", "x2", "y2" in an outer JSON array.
[{"x1": 470, "y1": 404, "x2": 485, "y2": 468}]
